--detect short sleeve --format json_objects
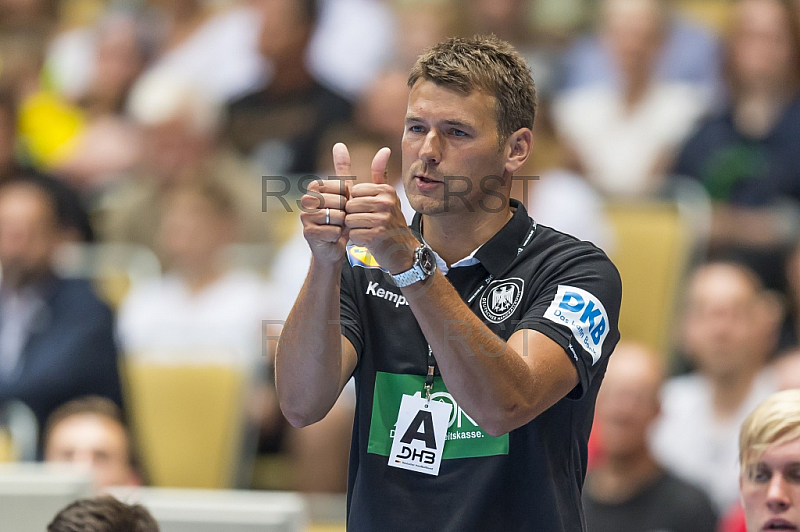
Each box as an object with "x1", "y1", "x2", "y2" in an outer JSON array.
[
  {"x1": 514, "y1": 249, "x2": 622, "y2": 399},
  {"x1": 339, "y1": 262, "x2": 364, "y2": 359}
]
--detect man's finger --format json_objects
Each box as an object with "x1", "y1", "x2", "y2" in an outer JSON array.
[
  {"x1": 333, "y1": 143, "x2": 352, "y2": 178},
  {"x1": 371, "y1": 147, "x2": 391, "y2": 185}
]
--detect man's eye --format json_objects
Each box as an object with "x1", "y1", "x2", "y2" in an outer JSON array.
[
  {"x1": 785, "y1": 465, "x2": 800, "y2": 483},
  {"x1": 751, "y1": 468, "x2": 772, "y2": 483},
  {"x1": 408, "y1": 125, "x2": 425, "y2": 133},
  {"x1": 450, "y1": 129, "x2": 467, "y2": 137}
]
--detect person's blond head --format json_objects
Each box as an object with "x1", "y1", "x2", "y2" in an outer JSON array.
[{"x1": 740, "y1": 389, "x2": 800, "y2": 472}]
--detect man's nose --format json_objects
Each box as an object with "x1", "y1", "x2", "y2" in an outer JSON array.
[
  {"x1": 767, "y1": 474, "x2": 793, "y2": 513},
  {"x1": 419, "y1": 131, "x2": 442, "y2": 165}
]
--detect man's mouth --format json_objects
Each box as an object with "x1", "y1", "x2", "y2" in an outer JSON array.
[
  {"x1": 764, "y1": 518, "x2": 798, "y2": 530},
  {"x1": 415, "y1": 174, "x2": 442, "y2": 184}
]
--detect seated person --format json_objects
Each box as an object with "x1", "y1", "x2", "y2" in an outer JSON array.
[
  {"x1": 584, "y1": 342, "x2": 717, "y2": 532},
  {"x1": 672, "y1": 0, "x2": 800, "y2": 288},
  {"x1": 651, "y1": 261, "x2": 782, "y2": 512},
  {"x1": 48, "y1": 496, "x2": 159, "y2": 532},
  {"x1": 738, "y1": 389, "x2": 800, "y2": 531},
  {"x1": 0, "y1": 179, "x2": 121, "y2": 440},
  {"x1": 43, "y1": 396, "x2": 141, "y2": 491}
]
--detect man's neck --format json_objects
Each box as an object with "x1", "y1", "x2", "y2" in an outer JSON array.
[
  {"x1": 421, "y1": 206, "x2": 512, "y2": 267},
  {"x1": 734, "y1": 86, "x2": 790, "y2": 137},
  {"x1": 266, "y1": 62, "x2": 315, "y2": 97},
  {"x1": 179, "y1": 264, "x2": 225, "y2": 295},
  {"x1": 587, "y1": 448, "x2": 662, "y2": 504},
  {"x1": 711, "y1": 368, "x2": 759, "y2": 420}
]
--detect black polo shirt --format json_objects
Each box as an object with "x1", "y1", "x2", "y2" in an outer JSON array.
[{"x1": 340, "y1": 199, "x2": 622, "y2": 532}]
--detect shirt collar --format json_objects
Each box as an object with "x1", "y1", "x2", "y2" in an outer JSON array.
[{"x1": 410, "y1": 198, "x2": 536, "y2": 277}]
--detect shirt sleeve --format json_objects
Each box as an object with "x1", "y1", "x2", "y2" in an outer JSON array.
[{"x1": 513, "y1": 248, "x2": 622, "y2": 399}]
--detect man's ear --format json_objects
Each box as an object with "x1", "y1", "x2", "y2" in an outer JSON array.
[{"x1": 504, "y1": 128, "x2": 533, "y2": 175}]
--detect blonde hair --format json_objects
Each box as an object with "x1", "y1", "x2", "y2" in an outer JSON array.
[
  {"x1": 740, "y1": 389, "x2": 800, "y2": 471},
  {"x1": 408, "y1": 35, "x2": 537, "y2": 146}
]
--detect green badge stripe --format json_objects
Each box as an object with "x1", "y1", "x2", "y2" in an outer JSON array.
[{"x1": 367, "y1": 371, "x2": 509, "y2": 459}]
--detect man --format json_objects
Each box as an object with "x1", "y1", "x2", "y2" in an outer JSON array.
[
  {"x1": 738, "y1": 389, "x2": 800, "y2": 531},
  {"x1": 225, "y1": 0, "x2": 352, "y2": 176},
  {"x1": 651, "y1": 261, "x2": 782, "y2": 512},
  {"x1": 275, "y1": 35, "x2": 622, "y2": 531},
  {"x1": 44, "y1": 396, "x2": 140, "y2": 491},
  {"x1": 48, "y1": 496, "x2": 159, "y2": 532},
  {"x1": 583, "y1": 342, "x2": 717, "y2": 532},
  {"x1": 553, "y1": 0, "x2": 709, "y2": 198},
  {"x1": 0, "y1": 180, "x2": 122, "y2": 437}
]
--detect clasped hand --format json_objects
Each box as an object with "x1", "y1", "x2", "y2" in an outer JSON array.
[{"x1": 300, "y1": 143, "x2": 419, "y2": 274}]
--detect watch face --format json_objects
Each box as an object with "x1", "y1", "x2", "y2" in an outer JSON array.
[{"x1": 418, "y1": 247, "x2": 436, "y2": 275}]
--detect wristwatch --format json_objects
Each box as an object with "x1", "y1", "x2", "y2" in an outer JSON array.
[{"x1": 391, "y1": 244, "x2": 437, "y2": 287}]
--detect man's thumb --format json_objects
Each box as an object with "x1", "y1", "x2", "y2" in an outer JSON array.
[{"x1": 371, "y1": 147, "x2": 391, "y2": 185}]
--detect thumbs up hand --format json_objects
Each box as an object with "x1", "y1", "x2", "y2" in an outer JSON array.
[{"x1": 344, "y1": 144, "x2": 420, "y2": 275}]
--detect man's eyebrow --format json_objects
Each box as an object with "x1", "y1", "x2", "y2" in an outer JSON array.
[
  {"x1": 403, "y1": 116, "x2": 475, "y2": 129},
  {"x1": 442, "y1": 119, "x2": 475, "y2": 130}
]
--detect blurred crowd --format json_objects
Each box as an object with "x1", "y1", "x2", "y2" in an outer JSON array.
[{"x1": 1, "y1": 0, "x2": 800, "y2": 530}]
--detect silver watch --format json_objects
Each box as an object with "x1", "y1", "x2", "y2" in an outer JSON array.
[{"x1": 391, "y1": 244, "x2": 437, "y2": 287}]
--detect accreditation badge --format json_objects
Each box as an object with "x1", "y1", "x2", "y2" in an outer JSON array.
[{"x1": 388, "y1": 394, "x2": 452, "y2": 476}]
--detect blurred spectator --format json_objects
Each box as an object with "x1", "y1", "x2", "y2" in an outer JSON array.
[
  {"x1": 560, "y1": 0, "x2": 722, "y2": 94},
  {"x1": 306, "y1": 0, "x2": 395, "y2": 100},
  {"x1": 117, "y1": 179, "x2": 269, "y2": 369},
  {"x1": 116, "y1": 179, "x2": 277, "y2": 483},
  {"x1": 651, "y1": 261, "x2": 783, "y2": 512},
  {"x1": 510, "y1": 100, "x2": 614, "y2": 252},
  {"x1": 737, "y1": 389, "x2": 800, "y2": 532},
  {"x1": 141, "y1": 0, "x2": 266, "y2": 104},
  {"x1": 672, "y1": 0, "x2": 800, "y2": 288},
  {"x1": 49, "y1": 12, "x2": 149, "y2": 195},
  {"x1": 48, "y1": 496, "x2": 159, "y2": 532},
  {"x1": 44, "y1": 396, "x2": 141, "y2": 490},
  {"x1": 0, "y1": 91, "x2": 93, "y2": 242},
  {"x1": 103, "y1": 71, "x2": 282, "y2": 254},
  {"x1": 553, "y1": 0, "x2": 709, "y2": 198},
  {"x1": 0, "y1": 0, "x2": 56, "y2": 34},
  {"x1": 352, "y1": 68, "x2": 408, "y2": 174},
  {"x1": 225, "y1": 0, "x2": 352, "y2": 176},
  {"x1": 391, "y1": 0, "x2": 463, "y2": 71},
  {"x1": 464, "y1": 0, "x2": 561, "y2": 98},
  {"x1": 0, "y1": 179, "x2": 121, "y2": 440},
  {"x1": 584, "y1": 342, "x2": 717, "y2": 532}
]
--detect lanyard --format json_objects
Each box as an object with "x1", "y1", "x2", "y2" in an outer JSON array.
[{"x1": 422, "y1": 219, "x2": 537, "y2": 403}]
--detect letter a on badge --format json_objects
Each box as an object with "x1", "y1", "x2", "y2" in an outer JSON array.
[{"x1": 400, "y1": 410, "x2": 437, "y2": 449}]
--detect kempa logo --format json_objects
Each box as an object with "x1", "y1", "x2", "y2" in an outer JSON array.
[
  {"x1": 366, "y1": 281, "x2": 409, "y2": 308},
  {"x1": 480, "y1": 278, "x2": 524, "y2": 323}
]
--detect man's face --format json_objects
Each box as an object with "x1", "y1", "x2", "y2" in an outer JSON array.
[
  {"x1": 741, "y1": 437, "x2": 800, "y2": 531},
  {"x1": 157, "y1": 192, "x2": 232, "y2": 272},
  {"x1": 402, "y1": 79, "x2": 509, "y2": 217},
  {"x1": 682, "y1": 265, "x2": 770, "y2": 379},
  {"x1": 594, "y1": 346, "x2": 661, "y2": 459},
  {"x1": 732, "y1": 0, "x2": 796, "y2": 91},
  {"x1": 44, "y1": 414, "x2": 137, "y2": 490},
  {"x1": 0, "y1": 185, "x2": 59, "y2": 288},
  {"x1": 602, "y1": 0, "x2": 663, "y2": 84}
]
